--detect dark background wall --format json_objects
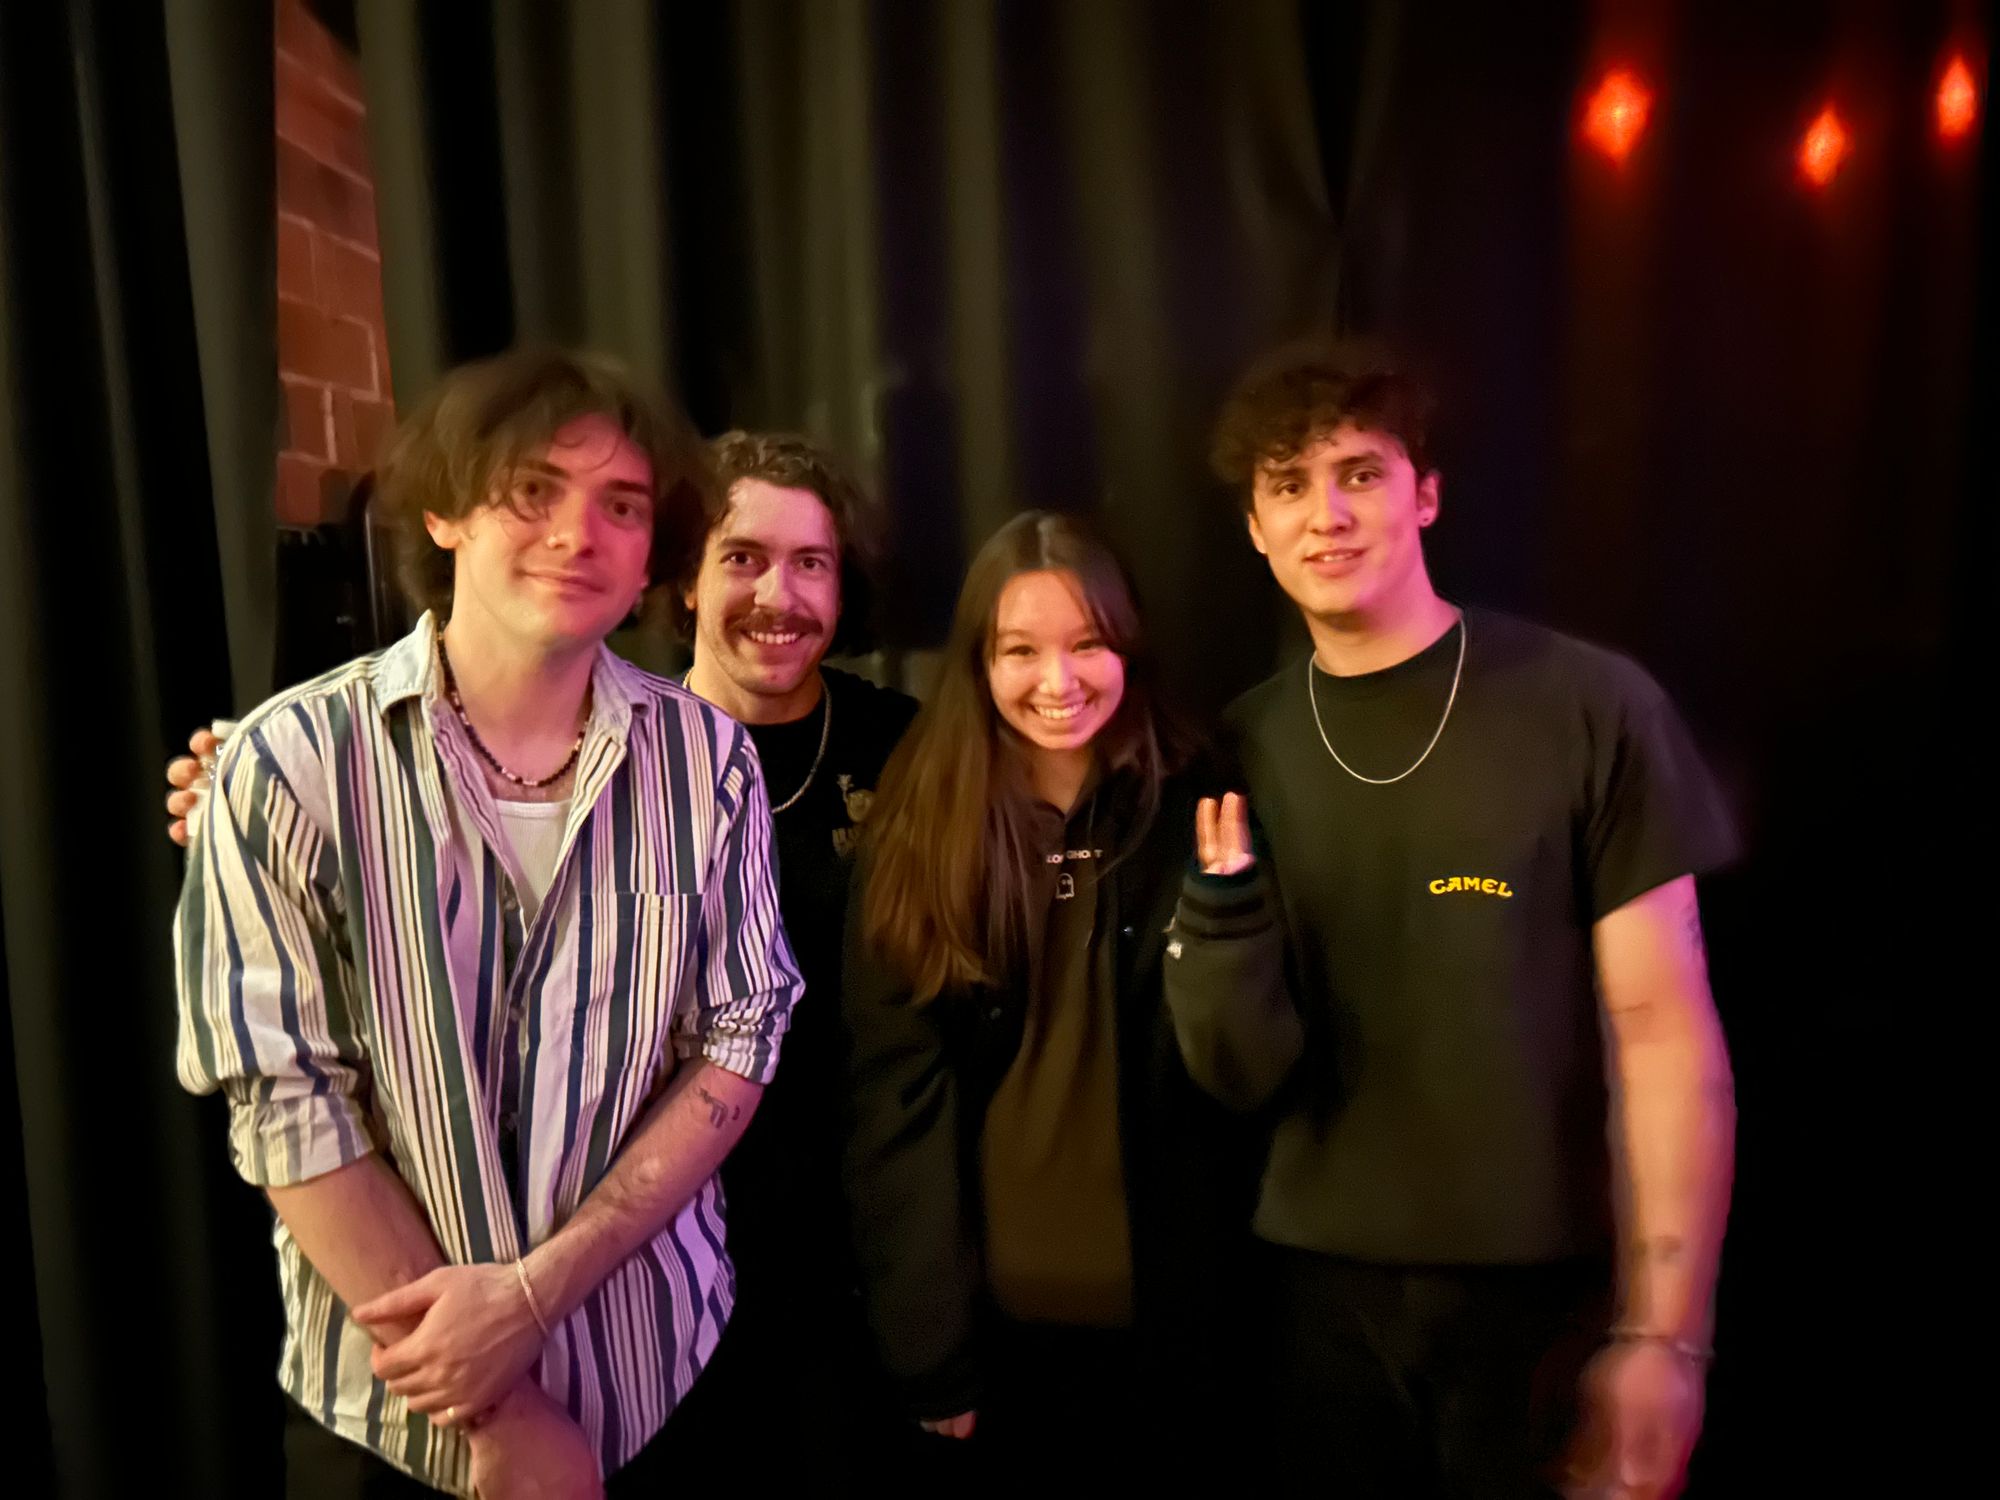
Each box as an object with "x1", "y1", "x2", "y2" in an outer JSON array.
[{"x1": 3, "y1": 0, "x2": 1986, "y2": 1492}]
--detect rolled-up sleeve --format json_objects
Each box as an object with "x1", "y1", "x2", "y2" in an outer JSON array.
[
  {"x1": 174, "y1": 731, "x2": 378, "y2": 1186},
  {"x1": 681, "y1": 726, "x2": 801, "y2": 1084}
]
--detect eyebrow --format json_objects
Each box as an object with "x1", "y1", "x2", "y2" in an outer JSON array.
[
  {"x1": 993, "y1": 624, "x2": 1101, "y2": 643},
  {"x1": 714, "y1": 534, "x2": 836, "y2": 559},
  {"x1": 519, "y1": 458, "x2": 653, "y2": 496},
  {"x1": 1258, "y1": 447, "x2": 1389, "y2": 480}
]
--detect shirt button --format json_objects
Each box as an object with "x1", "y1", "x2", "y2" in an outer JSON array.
[
  {"x1": 987, "y1": 1006, "x2": 1004, "y2": 1021},
  {"x1": 1120, "y1": 925, "x2": 1135, "y2": 937},
  {"x1": 500, "y1": 1111, "x2": 518, "y2": 1132}
]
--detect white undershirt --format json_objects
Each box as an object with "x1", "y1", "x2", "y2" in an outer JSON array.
[{"x1": 493, "y1": 797, "x2": 571, "y2": 922}]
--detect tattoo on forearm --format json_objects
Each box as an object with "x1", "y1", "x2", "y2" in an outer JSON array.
[
  {"x1": 695, "y1": 1084, "x2": 741, "y2": 1129},
  {"x1": 1639, "y1": 1235, "x2": 1686, "y2": 1266}
]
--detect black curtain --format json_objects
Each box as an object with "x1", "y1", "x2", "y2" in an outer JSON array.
[
  {"x1": 349, "y1": 0, "x2": 1989, "y2": 1489},
  {"x1": 351, "y1": 0, "x2": 1344, "y2": 709},
  {"x1": 1, "y1": 1, "x2": 281, "y2": 1494},
  {"x1": 4, "y1": 0, "x2": 1985, "y2": 1492}
]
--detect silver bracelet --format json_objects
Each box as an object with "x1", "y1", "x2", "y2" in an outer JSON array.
[{"x1": 515, "y1": 1258, "x2": 553, "y2": 1339}]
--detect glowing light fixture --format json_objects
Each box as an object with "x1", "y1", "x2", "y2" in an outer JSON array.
[
  {"x1": 1937, "y1": 54, "x2": 1978, "y2": 141},
  {"x1": 1798, "y1": 106, "x2": 1849, "y2": 187},
  {"x1": 1583, "y1": 68, "x2": 1653, "y2": 163}
]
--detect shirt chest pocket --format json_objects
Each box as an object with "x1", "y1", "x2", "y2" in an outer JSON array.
[{"x1": 565, "y1": 893, "x2": 705, "y2": 1106}]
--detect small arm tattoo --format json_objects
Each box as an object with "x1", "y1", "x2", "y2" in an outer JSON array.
[
  {"x1": 695, "y1": 1084, "x2": 741, "y2": 1129},
  {"x1": 1640, "y1": 1235, "x2": 1686, "y2": 1266},
  {"x1": 1684, "y1": 901, "x2": 1708, "y2": 964}
]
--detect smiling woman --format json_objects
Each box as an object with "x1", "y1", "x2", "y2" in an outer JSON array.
[{"x1": 839, "y1": 511, "x2": 1272, "y2": 1486}]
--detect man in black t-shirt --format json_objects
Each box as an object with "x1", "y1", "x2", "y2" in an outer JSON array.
[
  {"x1": 662, "y1": 431, "x2": 919, "y2": 1477},
  {"x1": 1165, "y1": 346, "x2": 1737, "y2": 1498}
]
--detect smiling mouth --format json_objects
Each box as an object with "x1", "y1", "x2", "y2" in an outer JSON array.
[
  {"x1": 1032, "y1": 701, "x2": 1091, "y2": 723},
  {"x1": 742, "y1": 628, "x2": 808, "y2": 647}
]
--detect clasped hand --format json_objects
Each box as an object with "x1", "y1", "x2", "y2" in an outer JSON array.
[{"x1": 352, "y1": 1264, "x2": 547, "y2": 1426}]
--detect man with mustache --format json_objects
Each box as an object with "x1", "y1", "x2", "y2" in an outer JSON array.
[
  {"x1": 1167, "y1": 343, "x2": 1738, "y2": 1499},
  {"x1": 663, "y1": 430, "x2": 919, "y2": 1477}
]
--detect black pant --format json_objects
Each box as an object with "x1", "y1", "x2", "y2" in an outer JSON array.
[
  {"x1": 657, "y1": 1272, "x2": 913, "y2": 1488},
  {"x1": 899, "y1": 1318, "x2": 1215, "y2": 1497},
  {"x1": 1260, "y1": 1245, "x2": 1613, "y2": 1500}
]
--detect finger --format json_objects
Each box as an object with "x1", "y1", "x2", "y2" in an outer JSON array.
[
  {"x1": 371, "y1": 1342, "x2": 426, "y2": 1381},
  {"x1": 189, "y1": 728, "x2": 221, "y2": 756},
  {"x1": 352, "y1": 1280, "x2": 438, "y2": 1325},
  {"x1": 166, "y1": 757, "x2": 205, "y2": 790},
  {"x1": 1224, "y1": 792, "x2": 1252, "y2": 860},
  {"x1": 1194, "y1": 797, "x2": 1217, "y2": 869},
  {"x1": 169, "y1": 819, "x2": 189, "y2": 847},
  {"x1": 167, "y1": 789, "x2": 199, "y2": 817}
]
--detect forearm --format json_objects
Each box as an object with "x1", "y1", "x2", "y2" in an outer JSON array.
[
  {"x1": 268, "y1": 1154, "x2": 447, "y2": 1345},
  {"x1": 1610, "y1": 1003, "x2": 1736, "y2": 1342},
  {"x1": 522, "y1": 1061, "x2": 761, "y2": 1321}
]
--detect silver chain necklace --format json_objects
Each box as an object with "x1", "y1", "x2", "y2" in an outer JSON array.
[
  {"x1": 682, "y1": 670, "x2": 831, "y2": 814},
  {"x1": 1307, "y1": 615, "x2": 1466, "y2": 786}
]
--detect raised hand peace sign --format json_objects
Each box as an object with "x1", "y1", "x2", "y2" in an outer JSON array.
[{"x1": 1195, "y1": 792, "x2": 1254, "y2": 876}]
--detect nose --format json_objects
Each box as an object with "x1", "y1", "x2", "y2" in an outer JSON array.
[
  {"x1": 541, "y1": 488, "x2": 599, "y2": 553},
  {"x1": 752, "y1": 562, "x2": 796, "y2": 612},
  {"x1": 1308, "y1": 475, "x2": 1354, "y2": 532},
  {"x1": 1040, "y1": 652, "x2": 1077, "y2": 696}
]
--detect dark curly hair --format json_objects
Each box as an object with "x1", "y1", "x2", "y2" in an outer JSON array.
[
  {"x1": 1210, "y1": 340, "x2": 1436, "y2": 513},
  {"x1": 669, "y1": 430, "x2": 882, "y2": 657},
  {"x1": 372, "y1": 346, "x2": 716, "y2": 616}
]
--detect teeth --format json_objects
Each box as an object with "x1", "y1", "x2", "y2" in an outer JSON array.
[
  {"x1": 1033, "y1": 703, "x2": 1086, "y2": 722},
  {"x1": 745, "y1": 630, "x2": 803, "y2": 646}
]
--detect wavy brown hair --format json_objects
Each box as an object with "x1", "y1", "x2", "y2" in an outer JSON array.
[
  {"x1": 668, "y1": 430, "x2": 883, "y2": 655},
  {"x1": 373, "y1": 346, "x2": 716, "y2": 616},
  {"x1": 860, "y1": 512, "x2": 1184, "y2": 1001},
  {"x1": 1210, "y1": 338, "x2": 1436, "y2": 513}
]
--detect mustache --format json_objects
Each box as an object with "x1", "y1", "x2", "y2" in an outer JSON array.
[{"x1": 728, "y1": 610, "x2": 822, "y2": 637}]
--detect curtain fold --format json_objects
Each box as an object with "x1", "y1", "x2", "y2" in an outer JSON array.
[{"x1": 1, "y1": 1, "x2": 280, "y2": 1493}]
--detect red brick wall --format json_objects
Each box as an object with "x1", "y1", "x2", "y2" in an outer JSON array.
[{"x1": 275, "y1": 0, "x2": 392, "y2": 526}]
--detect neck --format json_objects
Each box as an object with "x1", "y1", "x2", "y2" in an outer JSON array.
[
  {"x1": 1307, "y1": 586, "x2": 1460, "y2": 677},
  {"x1": 686, "y1": 655, "x2": 825, "y2": 725},
  {"x1": 1028, "y1": 746, "x2": 1092, "y2": 814},
  {"x1": 439, "y1": 616, "x2": 595, "y2": 749}
]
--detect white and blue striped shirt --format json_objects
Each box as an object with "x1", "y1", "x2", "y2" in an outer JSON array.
[{"x1": 175, "y1": 613, "x2": 800, "y2": 1493}]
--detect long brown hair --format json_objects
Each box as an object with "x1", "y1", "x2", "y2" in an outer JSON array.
[{"x1": 861, "y1": 512, "x2": 1183, "y2": 1000}]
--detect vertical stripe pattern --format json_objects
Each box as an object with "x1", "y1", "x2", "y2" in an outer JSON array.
[{"x1": 174, "y1": 614, "x2": 800, "y2": 1493}]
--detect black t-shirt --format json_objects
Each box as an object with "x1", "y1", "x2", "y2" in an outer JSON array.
[
  {"x1": 1221, "y1": 608, "x2": 1736, "y2": 1265},
  {"x1": 723, "y1": 667, "x2": 918, "y2": 1300}
]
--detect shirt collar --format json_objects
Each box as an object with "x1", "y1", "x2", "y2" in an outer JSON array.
[{"x1": 374, "y1": 611, "x2": 647, "y2": 736}]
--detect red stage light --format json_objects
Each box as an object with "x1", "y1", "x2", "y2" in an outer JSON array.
[
  {"x1": 1798, "y1": 106, "x2": 1849, "y2": 187},
  {"x1": 1583, "y1": 68, "x2": 1652, "y2": 163},
  {"x1": 1937, "y1": 54, "x2": 1978, "y2": 141}
]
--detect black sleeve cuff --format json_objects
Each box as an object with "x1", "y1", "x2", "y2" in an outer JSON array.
[{"x1": 1176, "y1": 864, "x2": 1275, "y2": 937}]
